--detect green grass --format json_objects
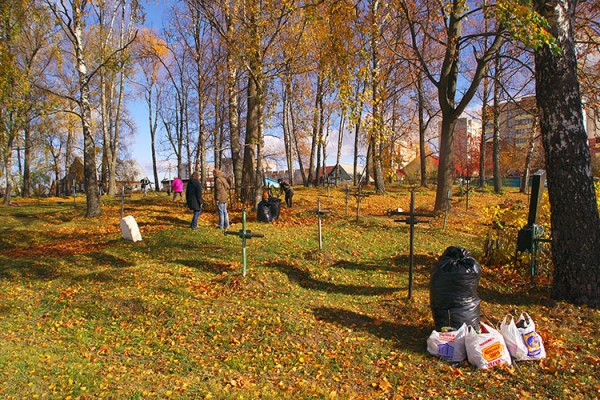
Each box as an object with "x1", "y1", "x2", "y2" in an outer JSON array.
[{"x1": 0, "y1": 188, "x2": 598, "y2": 399}]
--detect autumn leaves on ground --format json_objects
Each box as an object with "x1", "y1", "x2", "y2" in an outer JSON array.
[{"x1": 0, "y1": 186, "x2": 598, "y2": 399}]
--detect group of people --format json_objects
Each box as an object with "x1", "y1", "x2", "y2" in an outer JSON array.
[
  {"x1": 180, "y1": 171, "x2": 294, "y2": 231},
  {"x1": 184, "y1": 169, "x2": 231, "y2": 230}
]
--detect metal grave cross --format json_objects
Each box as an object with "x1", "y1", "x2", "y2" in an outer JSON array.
[
  {"x1": 309, "y1": 199, "x2": 330, "y2": 250},
  {"x1": 115, "y1": 186, "x2": 132, "y2": 218},
  {"x1": 388, "y1": 191, "x2": 435, "y2": 300},
  {"x1": 224, "y1": 207, "x2": 264, "y2": 277}
]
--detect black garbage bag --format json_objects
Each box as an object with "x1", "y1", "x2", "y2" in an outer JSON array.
[
  {"x1": 430, "y1": 246, "x2": 481, "y2": 330},
  {"x1": 257, "y1": 199, "x2": 272, "y2": 222},
  {"x1": 257, "y1": 197, "x2": 281, "y2": 222},
  {"x1": 269, "y1": 197, "x2": 281, "y2": 221}
]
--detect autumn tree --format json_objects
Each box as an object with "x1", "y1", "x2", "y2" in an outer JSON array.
[
  {"x1": 96, "y1": 0, "x2": 141, "y2": 196},
  {"x1": 532, "y1": 0, "x2": 600, "y2": 307},
  {"x1": 400, "y1": 0, "x2": 505, "y2": 212},
  {"x1": 0, "y1": 0, "x2": 29, "y2": 204}
]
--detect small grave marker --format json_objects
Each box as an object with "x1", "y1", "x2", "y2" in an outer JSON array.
[
  {"x1": 309, "y1": 199, "x2": 330, "y2": 250},
  {"x1": 224, "y1": 207, "x2": 264, "y2": 277},
  {"x1": 120, "y1": 215, "x2": 142, "y2": 242},
  {"x1": 351, "y1": 185, "x2": 370, "y2": 221},
  {"x1": 389, "y1": 191, "x2": 435, "y2": 300}
]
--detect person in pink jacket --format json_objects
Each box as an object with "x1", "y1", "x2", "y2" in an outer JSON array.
[{"x1": 171, "y1": 177, "x2": 184, "y2": 201}]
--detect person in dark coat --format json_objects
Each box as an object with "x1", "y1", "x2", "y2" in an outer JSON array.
[
  {"x1": 186, "y1": 171, "x2": 204, "y2": 230},
  {"x1": 277, "y1": 178, "x2": 294, "y2": 208}
]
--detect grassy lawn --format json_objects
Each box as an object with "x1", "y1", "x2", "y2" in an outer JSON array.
[{"x1": 1, "y1": 186, "x2": 598, "y2": 399}]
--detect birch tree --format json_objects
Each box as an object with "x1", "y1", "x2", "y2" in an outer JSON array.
[{"x1": 533, "y1": 0, "x2": 600, "y2": 307}]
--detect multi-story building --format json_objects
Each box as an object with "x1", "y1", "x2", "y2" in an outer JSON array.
[
  {"x1": 484, "y1": 96, "x2": 599, "y2": 175},
  {"x1": 483, "y1": 96, "x2": 538, "y2": 150}
]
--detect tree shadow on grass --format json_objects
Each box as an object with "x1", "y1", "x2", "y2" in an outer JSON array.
[
  {"x1": 268, "y1": 261, "x2": 400, "y2": 296},
  {"x1": 0, "y1": 259, "x2": 59, "y2": 281},
  {"x1": 312, "y1": 306, "x2": 429, "y2": 354},
  {"x1": 86, "y1": 251, "x2": 136, "y2": 269},
  {"x1": 392, "y1": 254, "x2": 437, "y2": 269},
  {"x1": 176, "y1": 259, "x2": 236, "y2": 275},
  {"x1": 478, "y1": 285, "x2": 554, "y2": 307}
]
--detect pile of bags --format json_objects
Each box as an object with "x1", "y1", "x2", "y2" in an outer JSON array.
[
  {"x1": 427, "y1": 247, "x2": 546, "y2": 368},
  {"x1": 427, "y1": 314, "x2": 546, "y2": 368}
]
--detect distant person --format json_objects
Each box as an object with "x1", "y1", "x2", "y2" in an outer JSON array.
[
  {"x1": 277, "y1": 178, "x2": 294, "y2": 208},
  {"x1": 213, "y1": 169, "x2": 230, "y2": 229},
  {"x1": 186, "y1": 171, "x2": 204, "y2": 230},
  {"x1": 171, "y1": 176, "x2": 183, "y2": 201},
  {"x1": 140, "y1": 177, "x2": 150, "y2": 196}
]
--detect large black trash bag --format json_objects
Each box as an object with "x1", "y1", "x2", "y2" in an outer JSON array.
[
  {"x1": 257, "y1": 199, "x2": 272, "y2": 222},
  {"x1": 430, "y1": 246, "x2": 482, "y2": 330},
  {"x1": 257, "y1": 196, "x2": 281, "y2": 222},
  {"x1": 269, "y1": 197, "x2": 281, "y2": 221}
]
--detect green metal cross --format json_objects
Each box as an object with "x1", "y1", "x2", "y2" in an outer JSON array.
[{"x1": 224, "y1": 207, "x2": 264, "y2": 277}]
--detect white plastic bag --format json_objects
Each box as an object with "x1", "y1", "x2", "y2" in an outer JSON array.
[
  {"x1": 465, "y1": 322, "x2": 512, "y2": 369},
  {"x1": 427, "y1": 323, "x2": 467, "y2": 362},
  {"x1": 516, "y1": 313, "x2": 546, "y2": 360},
  {"x1": 500, "y1": 314, "x2": 529, "y2": 360}
]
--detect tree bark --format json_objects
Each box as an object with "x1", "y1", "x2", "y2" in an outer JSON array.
[
  {"x1": 417, "y1": 73, "x2": 428, "y2": 187},
  {"x1": 22, "y1": 125, "x2": 31, "y2": 197},
  {"x1": 492, "y1": 57, "x2": 502, "y2": 193},
  {"x1": 534, "y1": 0, "x2": 600, "y2": 307},
  {"x1": 307, "y1": 73, "x2": 322, "y2": 187},
  {"x1": 72, "y1": 3, "x2": 101, "y2": 217}
]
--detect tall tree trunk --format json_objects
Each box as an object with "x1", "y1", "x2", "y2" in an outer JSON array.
[
  {"x1": 434, "y1": 116, "x2": 458, "y2": 210},
  {"x1": 100, "y1": 74, "x2": 111, "y2": 193},
  {"x1": 227, "y1": 43, "x2": 241, "y2": 198},
  {"x1": 148, "y1": 86, "x2": 160, "y2": 191},
  {"x1": 534, "y1": 0, "x2": 600, "y2": 307},
  {"x1": 479, "y1": 0, "x2": 490, "y2": 190},
  {"x1": 2, "y1": 133, "x2": 15, "y2": 205},
  {"x1": 335, "y1": 111, "x2": 345, "y2": 186},
  {"x1": 493, "y1": 57, "x2": 502, "y2": 193},
  {"x1": 241, "y1": 0, "x2": 263, "y2": 206},
  {"x1": 282, "y1": 67, "x2": 294, "y2": 184},
  {"x1": 22, "y1": 125, "x2": 31, "y2": 197},
  {"x1": 291, "y1": 98, "x2": 307, "y2": 185},
  {"x1": 371, "y1": 0, "x2": 385, "y2": 194},
  {"x1": 417, "y1": 73, "x2": 428, "y2": 187},
  {"x1": 352, "y1": 81, "x2": 366, "y2": 186},
  {"x1": 307, "y1": 73, "x2": 322, "y2": 187},
  {"x1": 72, "y1": 3, "x2": 101, "y2": 217},
  {"x1": 242, "y1": 74, "x2": 259, "y2": 204}
]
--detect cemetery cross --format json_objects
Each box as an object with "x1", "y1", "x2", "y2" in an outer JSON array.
[
  {"x1": 389, "y1": 191, "x2": 435, "y2": 300},
  {"x1": 224, "y1": 207, "x2": 264, "y2": 277},
  {"x1": 309, "y1": 199, "x2": 330, "y2": 250}
]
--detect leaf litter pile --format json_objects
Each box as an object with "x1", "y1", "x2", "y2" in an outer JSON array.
[{"x1": 0, "y1": 187, "x2": 598, "y2": 399}]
